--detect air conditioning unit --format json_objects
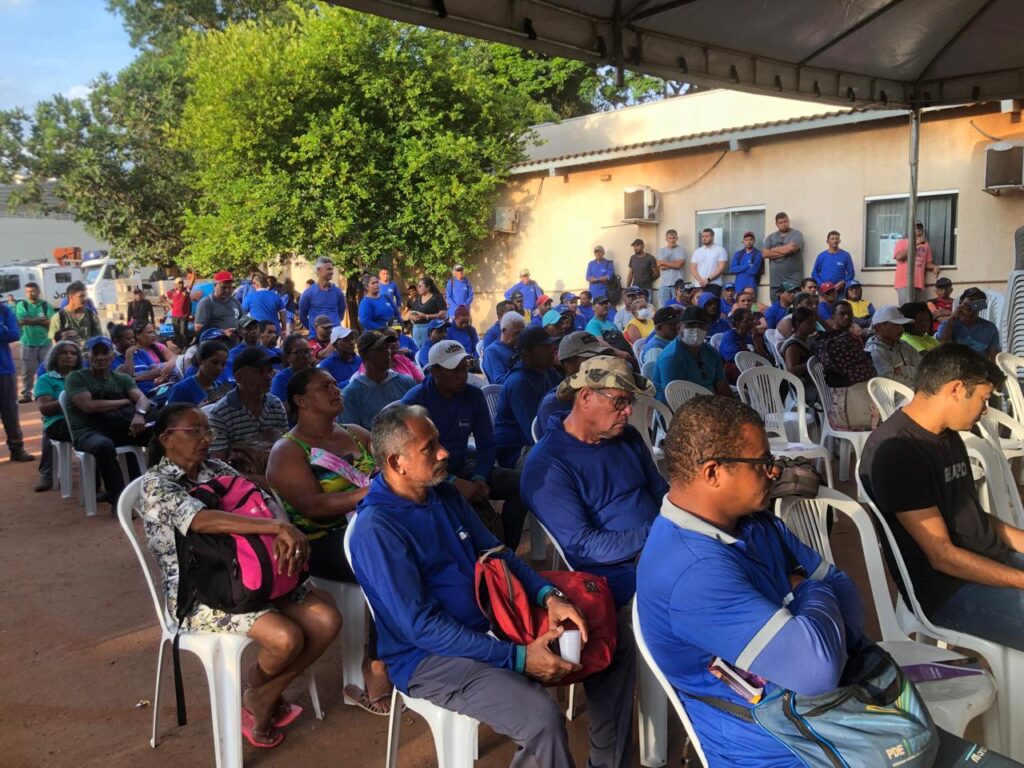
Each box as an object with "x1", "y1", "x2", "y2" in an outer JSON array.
[
  {"x1": 490, "y1": 206, "x2": 518, "y2": 233},
  {"x1": 983, "y1": 142, "x2": 1024, "y2": 195},
  {"x1": 623, "y1": 186, "x2": 659, "y2": 223}
]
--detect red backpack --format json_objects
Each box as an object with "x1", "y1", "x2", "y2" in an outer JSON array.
[{"x1": 474, "y1": 547, "x2": 617, "y2": 686}]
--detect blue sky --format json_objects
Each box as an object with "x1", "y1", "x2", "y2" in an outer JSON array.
[{"x1": 0, "y1": 0, "x2": 136, "y2": 111}]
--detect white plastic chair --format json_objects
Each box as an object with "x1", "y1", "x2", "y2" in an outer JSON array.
[
  {"x1": 627, "y1": 394, "x2": 674, "y2": 465},
  {"x1": 632, "y1": 337, "x2": 647, "y2": 361},
  {"x1": 806, "y1": 356, "x2": 870, "y2": 484},
  {"x1": 735, "y1": 350, "x2": 770, "y2": 373},
  {"x1": 640, "y1": 360, "x2": 656, "y2": 380},
  {"x1": 996, "y1": 352, "x2": 1024, "y2": 421},
  {"x1": 775, "y1": 487, "x2": 997, "y2": 738},
  {"x1": 530, "y1": 416, "x2": 543, "y2": 443},
  {"x1": 858, "y1": 478, "x2": 1023, "y2": 758},
  {"x1": 640, "y1": 346, "x2": 664, "y2": 367},
  {"x1": 764, "y1": 328, "x2": 786, "y2": 368},
  {"x1": 59, "y1": 391, "x2": 146, "y2": 516},
  {"x1": 708, "y1": 332, "x2": 724, "y2": 351},
  {"x1": 631, "y1": 601, "x2": 709, "y2": 767},
  {"x1": 481, "y1": 384, "x2": 501, "y2": 423},
  {"x1": 867, "y1": 377, "x2": 914, "y2": 421},
  {"x1": 664, "y1": 380, "x2": 712, "y2": 412},
  {"x1": 52, "y1": 436, "x2": 74, "y2": 497},
  {"x1": 474, "y1": 340, "x2": 484, "y2": 361},
  {"x1": 735, "y1": 368, "x2": 834, "y2": 488},
  {"x1": 960, "y1": 430, "x2": 1024, "y2": 528},
  {"x1": 116, "y1": 476, "x2": 323, "y2": 768},
  {"x1": 343, "y1": 515, "x2": 480, "y2": 768},
  {"x1": 306, "y1": 577, "x2": 368, "y2": 699}
]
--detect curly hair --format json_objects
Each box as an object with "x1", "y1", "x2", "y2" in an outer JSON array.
[{"x1": 663, "y1": 395, "x2": 765, "y2": 485}]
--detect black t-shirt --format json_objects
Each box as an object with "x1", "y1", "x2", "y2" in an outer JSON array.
[
  {"x1": 411, "y1": 294, "x2": 447, "y2": 324},
  {"x1": 860, "y1": 409, "x2": 1013, "y2": 614}
]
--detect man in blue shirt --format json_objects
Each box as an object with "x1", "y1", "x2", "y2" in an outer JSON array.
[
  {"x1": 482, "y1": 311, "x2": 523, "y2": 385},
  {"x1": 444, "y1": 264, "x2": 474, "y2": 317},
  {"x1": 586, "y1": 245, "x2": 615, "y2": 300},
  {"x1": 341, "y1": 329, "x2": 416, "y2": 429},
  {"x1": 524, "y1": 356, "x2": 667, "y2": 608},
  {"x1": 640, "y1": 306, "x2": 680, "y2": 365},
  {"x1": 937, "y1": 287, "x2": 1001, "y2": 361},
  {"x1": 763, "y1": 281, "x2": 797, "y2": 330},
  {"x1": 729, "y1": 231, "x2": 764, "y2": 295},
  {"x1": 503, "y1": 268, "x2": 543, "y2": 312},
  {"x1": 224, "y1": 316, "x2": 267, "y2": 382},
  {"x1": 403, "y1": 341, "x2": 527, "y2": 548},
  {"x1": 636, "y1": 395, "x2": 865, "y2": 767},
  {"x1": 493, "y1": 326, "x2": 561, "y2": 468},
  {"x1": 317, "y1": 325, "x2": 361, "y2": 389},
  {"x1": 377, "y1": 267, "x2": 401, "y2": 314},
  {"x1": 575, "y1": 290, "x2": 595, "y2": 328},
  {"x1": 0, "y1": 302, "x2": 31, "y2": 461},
  {"x1": 585, "y1": 296, "x2": 617, "y2": 337},
  {"x1": 298, "y1": 256, "x2": 346, "y2": 330},
  {"x1": 481, "y1": 300, "x2": 514, "y2": 350},
  {"x1": 446, "y1": 305, "x2": 480, "y2": 363},
  {"x1": 351, "y1": 404, "x2": 635, "y2": 768},
  {"x1": 652, "y1": 306, "x2": 730, "y2": 401},
  {"x1": 817, "y1": 281, "x2": 839, "y2": 328},
  {"x1": 242, "y1": 274, "x2": 287, "y2": 335},
  {"x1": 270, "y1": 333, "x2": 312, "y2": 406},
  {"x1": 416, "y1": 319, "x2": 449, "y2": 369},
  {"x1": 811, "y1": 230, "x2": 856, "y2": 296}
]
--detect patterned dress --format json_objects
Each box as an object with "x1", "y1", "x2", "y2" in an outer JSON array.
[{"x1": 141, "y1": 456, "x2": 308, "y2": 634}]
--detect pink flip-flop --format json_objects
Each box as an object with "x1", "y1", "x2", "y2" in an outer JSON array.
[
  {"x1": 241, "y1": 708, "x2": 284, "y2": 749},
  {"x1": 272, "y1": 702, "x2": 303, "y2": 729}
]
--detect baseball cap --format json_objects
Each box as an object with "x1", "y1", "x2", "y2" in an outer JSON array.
[
  {"x1": 426, "y1": 318, "x2": 450, "y2": 332},
  {"x1": 237, "y1": 315, "x2": 260, "y2": 328},
  {"x1": 357, "y1": 328, "x2": 396, "y2": 354},
  {"x1": 314, "y1": 314, "x2": 333, "y2": 328},
  {"x1": 453, "y1": 264, "x2": 464, "y2": 271},
  {"x1": 631, "y1": 238, "x2": 644, "y2": 247},
  {"x1": 427, "y1": 340, "x2": 469, "y2": 370},
  {"x1": 519, "y1": 268, "x2": 531, "y2": 277},
  {"x1": 556, "y1": 356, "x2": 654, "y2": 400},
  {"x1": 85, "y1": 336, "x2": 113, "y2": 352},
  {"x1": 593, "y1": 295, "x2": 611, "y2": 305},
  {"x1": 819, "y1": 281, "x2": 837, "y2": 294},
  {"x1": 213, "y1": 270, "x2": 233, "y2": 283},
  {"x1": 561, "y1": 293, "x2": 577, "y2": 303},
  {"x1": 723, "y1": 282, "x2": 736, "y2": 291},
  {"x1": 542, "y1": 309, "x2": 563, "y2": 327},
  {"x1": 233, "y1": 346, "x2": 281, "y2": 372},
  {"x1": 624, "y1": 285, "x2": 646, "y2": 297},
  {"x1": 558, "y1": 331, "x2": 605, "y2": 361},
  {"x1": 846, "y1": 280, "x2": 861, "y2": 289},
  {"x1": 517, "y1": 326, "x2": 558, "y2": 352},
  {"x1": 872, "y1": 305, "x2": 913, "y2": 326},
  {"x1": 935, "y1": 277, "x2": 953, "y2": 288},
  {"x1": 329, "y1": 326, "x2": 354, "y2": 343},
  {"x1": 536, "y1": 294, "x2": 552, "y2": 306},
  {"x1": 198, "y1": 327, "x2": 227, "y2": 342},
  {"x1": 593, "y1": 245, "x2": 605, "y2": 253},
  {"x1": 779, "y1": 280, "x2": 799, "y2": 293},
  {"x1": 679, "y1": 306, "x2": 709, "y2": 326},
  {"x1": 653, "y1": 307, "x2": 681, "y2": 325}
]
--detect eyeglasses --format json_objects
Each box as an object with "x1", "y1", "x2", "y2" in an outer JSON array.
[
  {"x1": 164, "y1": 425, "x2": 217, "y2": 439},
  {"x1": 702, "y1": 454, "x2": 778, "y2": 475},
  {"x1": 591, "y1": 389, "x2": 636, "y2": 411}
]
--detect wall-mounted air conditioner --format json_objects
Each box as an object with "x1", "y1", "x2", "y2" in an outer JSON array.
[
  {"x1": 490, "y1": 206, "x2": 518, "y2": 233},
  {"x1": 984, "y1": 142, "x2": 1024, "y2": 195},
  {"x1": 623, "y1": 186, "x2": 659, "y2": 223}
]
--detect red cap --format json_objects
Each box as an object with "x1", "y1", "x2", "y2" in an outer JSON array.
[
  {"x1": 819, "y1": 281, "x2": 837, "y2": 294},
  {"x1": 537, "y1": 294, "x2": 552, "y2": 305},
  {"x1": 213, "y1": 270, "x2": 234, "y2": 282}
]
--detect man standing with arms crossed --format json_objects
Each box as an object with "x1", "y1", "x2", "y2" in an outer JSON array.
[
  {"x1": 15, "y1": 282, "x2": 53, "y2": 403},
  {"x1": 690, "y1": 229, "x2": 728, "y2": 288},
  {"x1": 656, "y1": 230, "x2": 686, "y2": 307},
  {"x1": 763, "y1": 212, "x2": 805, "y2": 302}
]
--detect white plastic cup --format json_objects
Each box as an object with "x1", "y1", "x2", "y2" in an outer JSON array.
[{"x1": 558, "y1": 629, "x2": 582, "y2": 664}]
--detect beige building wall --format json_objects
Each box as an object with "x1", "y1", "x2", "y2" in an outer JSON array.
[{"x1": 467, "y1": 104, "x2": 1024, "y2": 327}]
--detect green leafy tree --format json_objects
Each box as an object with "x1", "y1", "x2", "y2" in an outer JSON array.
[{"x1": 176, "y1": 7, "x2": 546, "y2": 277}]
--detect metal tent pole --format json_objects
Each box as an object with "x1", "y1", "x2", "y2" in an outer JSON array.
[{"x1": 906, "y1": 107, "x2": 921, "y2": 302}]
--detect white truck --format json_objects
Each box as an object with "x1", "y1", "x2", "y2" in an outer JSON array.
[
  {"x1": 0, "y1": 261, "x2": 84, "y2": 305},
  {"x1": 81, "y1": 255, "x2": 170, "y2": 326}
]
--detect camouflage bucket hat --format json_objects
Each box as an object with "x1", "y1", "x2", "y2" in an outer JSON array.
[{"x1": 556, "y1": 356, "x2": 654, "y2": 400}]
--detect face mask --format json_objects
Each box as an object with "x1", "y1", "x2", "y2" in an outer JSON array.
[
  {"x1": 637, "y1": 307, "x2": 653, "y2": 320},
  {"x1": 681, "y1": 328, "x2": 707, "y2": 347}
]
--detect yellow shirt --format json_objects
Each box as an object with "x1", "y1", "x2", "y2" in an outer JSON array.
[
  {"x1": 847, "y1": 298, "x2": 873, "y2": 320},
  {"x1": 902, "y1": 332, "x2": 940, "y2": 353},
  {"x1": 626, "y1": 316, "x2": 655, "y2": 339}
]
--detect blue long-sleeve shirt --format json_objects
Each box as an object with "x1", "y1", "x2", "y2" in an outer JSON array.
[
  {"x1": 351, "y1": 477, "x2": 552, "y2": 692},
  {"x1": 317, "y1": 352, "x2": 362, "y2": 389},
  {"x1": 481, "y1": 321, "x2": 501, "y2": 350},
  {"x1": 504, "y1": 280, "x2": 544, "y2": 311},
  {"x1": 811, "y1": 249, "x2": 856, "y2": 286},
  {"x1": 358, "y1": 296, "x2": 398, "y2": 330},
  {"x1": 523, "y1": 419, "x2": 667, "y2": 607},
  {"x1": 636, "y1": 501, "x2": 863, "y2": 767},
  {"x1": 0, "y1": 304, "x2": 21, "y2": 375},
  {"x1": 269, "y1": 366, "x2": 296, "y2": 406},
  {"x1": 729, "y1": 248, "x2": 764, "y2": 294},
  {"x1": 482, "y1": 341, "x2": 516, "y2": 385},
  {"x1": 447, "y1": 324, "x2": 480, "y2": 359},
  {"x1": 493, "y1": 364, "x2": 562, "y2": 457},
  {"x1": 445, "y1": 278, "x2": 474, "y2": 316},
  {"x1": 585, "y1": 259, "x2": 615, "y2": 299},
  {"x1": 242, "y1": 288, "x2": 286, "y2": 331},
  {"x1": 403, "y1": 375, "x2": 496, "y2": 481},
  {"x1": 298, "y1": 283, "x2": 346, "y2": 331}
]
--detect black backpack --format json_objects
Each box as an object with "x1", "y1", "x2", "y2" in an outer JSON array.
[{"x1": 606, "y1": 274, "x2": 623, "y2": 305}]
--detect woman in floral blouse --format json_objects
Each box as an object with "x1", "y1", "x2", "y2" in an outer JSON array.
[
  {"x1": 813, "y1": 300, "x2": 877, "y2": 429},
  {"x1": 141, "y1": 403, "x2": 340, "y2": 749}
]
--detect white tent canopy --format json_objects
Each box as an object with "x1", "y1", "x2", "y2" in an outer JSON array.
[{"x1": 330, "y1": 0, "x2": 1024, "y2": 109}]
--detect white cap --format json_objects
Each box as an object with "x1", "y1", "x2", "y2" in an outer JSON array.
[
  {"x1": 330, "y1": 326, "x2": 355, "y2": 343},
  {"x1": 871, "y1": 305, "x2": 913, "y2": 326},
  {"x1": 427, "y1": 340, "x2": 469, "y2": 370}
]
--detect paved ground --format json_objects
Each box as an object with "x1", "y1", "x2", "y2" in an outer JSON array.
[{"x1": 0, "y1": 400, "x2": 891, "y2": 767}]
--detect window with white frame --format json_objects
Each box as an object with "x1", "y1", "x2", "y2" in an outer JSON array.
[
  {"x1": 864, "y1": 192, "x2": 958, "y2": 268},
  {"x1": 694, "y1": 206, "x2": 766, "y2": 258}
]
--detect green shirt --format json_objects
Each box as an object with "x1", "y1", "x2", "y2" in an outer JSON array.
[
  {"x1": 15, "y1": 299, "x2": 54, "y2": 347},
  {"x1": 902, "y1": 332, "x2": 941, "y2": 354},
  {"x1": 33, "y1": 371, "x2": 67, "y2": 429},
  {"x1": 63, "y1": 369, "x2": 139, "y2": 439},
  {"x1": 49, "y1": 309, "x2": 102, "y2": 341}
]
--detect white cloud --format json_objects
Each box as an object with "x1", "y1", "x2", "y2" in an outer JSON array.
[{"x1": 63, "y1": 84, "x2": 92, "y2": 100}]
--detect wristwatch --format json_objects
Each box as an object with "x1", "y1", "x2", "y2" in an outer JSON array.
[{"x1": 544, "y1": 588, "x2": 569, "y2": 607}]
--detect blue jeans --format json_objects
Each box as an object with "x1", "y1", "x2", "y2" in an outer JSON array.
[
  {"x1": 930, "y1": 552, "x2": 1024, "y2": 651},
  {"x1": 411, "y1": 323, "x2": 429, "y2": 349},
  {"x1": 659, "y1": 285, "x2": 674, "y2": 307}
]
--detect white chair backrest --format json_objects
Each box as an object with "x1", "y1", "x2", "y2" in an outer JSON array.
[
  {"x1": 664, "y1": 380, "x2": 712, "y2": 412},
  {"x1": 640, "y1": 360, "x2": 656, "y2": 380},
  {"x1": 631, "y1": 601, "x2": 709, "y2": 767},
  {"x1": 632, "y1": 337, "x2": 647, "y2": 361},
  {"x1": 116, "y1": 476, "x2": 175, "y2": 632},
  {"x1": 735, "y1": 350, "x2": 770, "y2": 373},
  {"x1": 531, "y1": 416, "x2": 543, "y2": 443},
  {"x1": 535, "y1": 516, "x2": 572, "y2": 571},
  {"x1": 980, "y1": 289, "x2": 1006, "y2": 343},
  {"x1": 642, "y1": 346, "x2": 664, "y2": 367},
  {"x1": 777, "y1": 487, "x2": 907, "y2": 642},
  {"x1": 709, "y1": 333, "x2": 724, "y2": 351},
  {"x1": 475, "y1": 340, "x2": 484, "y2": 360},
  {"x1": 764, "y1": 328, "x2": 785, "y2": 367},
  {"x1": 735, "y1": 367, "x2": 812, "y2": 443},
  {"x1": 866, "y1": 377, "x2": 914, "y2": 421},
  {"x1": 961, "y1": 428, "x2": 1024, "y2": 527},
  {"x1": 805, "y1": 356, "x2": 837, "y2": 425},
  {"x1": 996, "y1": 352, "x2": 1024, "y2": 421},
  {"x1": 58, "y1": 389, "x2": 73, "y2": 423},
  {"x1": 481, "y1": 384, "x2": 501, "y2": 422},
  {"x1": 627, "y1": 394, "x2": 673, "y2": 448}
]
